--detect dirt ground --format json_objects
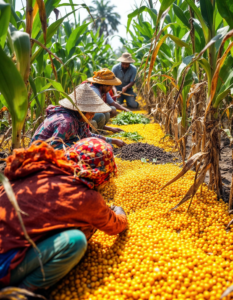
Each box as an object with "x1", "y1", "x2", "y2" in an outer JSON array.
[
  {"x1": 185, "y1": 135, "x2": 232, "y2": 203},
  {"x1": 1, "y1": 136, "x2": 231, "y2": 203},
  {"x1": 217, "y1": 137, "x2": 232, "y2": 202}
]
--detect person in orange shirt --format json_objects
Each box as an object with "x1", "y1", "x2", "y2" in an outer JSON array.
[{"x1": 0, "y1": 137, "x2": 127, "y2": 291}]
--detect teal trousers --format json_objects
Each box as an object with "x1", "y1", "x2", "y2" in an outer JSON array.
[{"x1": 10, "y1": 229, "x2": 87, "y2": 289}]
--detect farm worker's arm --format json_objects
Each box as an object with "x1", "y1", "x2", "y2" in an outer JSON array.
[
  {"x1": 106, "y1": 92, "x2": 130, "y2": 112},
  {"x1": 122, "y1": 67, "x2": 137, "y2": 94}
]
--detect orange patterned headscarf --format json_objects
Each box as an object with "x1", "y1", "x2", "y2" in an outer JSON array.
[
  {"x1": 93, "y1": 68, "x2": 116, "y2": 80},
  {"x1": 4, "y1": 138, "x2": 117, "y2": 189}
]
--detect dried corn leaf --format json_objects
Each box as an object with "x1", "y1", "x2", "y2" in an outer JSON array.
[
  {"x1": 0, "y1": 287, "x2": 46, "y2": 299},
  {"x1": 221, "y1": 285, "x2": 233, "y2": 299},
  {"x1": 159, "y1": 152, "x2": 208, "y2": 193},
  {"x1": 170, "y1": 163, "x2": 211, "y2": 211},
  {"x1": 36, "y1": 0, "x2": 47, "y2": 44}
]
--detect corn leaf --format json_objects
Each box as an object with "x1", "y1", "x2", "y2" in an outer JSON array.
[
  {"x1": 157, "y1": 0, "x2": 176, "y2": 26},
  {"x1": 127, "y1": 6, "x2": 157, "y2": 31},
  {"x1": 173, "y1": 3, "x2": 190, "y2": 29},
  {"x1": 215, "y1": 86, "x2": 233, "y2": 107},
  {"x1": 0, "y1": 0, "x2": 11, "y2": 48},
  {"x1": 209, "y1": 40, "x2": 233, "y2": 110},
  {"x1": 185, "y1": 0, "x2": 208, "y2": 41},
  {"x1": 147, "y1": 34, "x2": 190, "y2": 88},
  {"x1": 8, "y1": 24, "x2": 30, "y2": 83},
  {"x1": 216, "y1": 0, "x2": 233, "y2": 29},
  {"x1": 221, "y1": 285, "x2": 233, "y2": 299},
  {"x1": 66, "y1": 23, "x2": 89, "y2": 55},
  {"x1": 200, "y1": 0, "x2": 214, "y2": 30},
  {"x1": 4, "y1": 0, "x2": 21, "y2": 28},
  {"x1": 29, "y1": 76, "x2": 42, "y2": 114},
  {"x1": 36, "y1": 0, "x2": 47, "y2": 44},
  {"x1": 198, "y1": 58, "x2": 212, "y2": 96},
  {"x1": 160, "y1": 152, "x2": 208, "y2": 193},
  {"x1": 31, "y1": 10, "x2": 78, "y2": 62},
  {"x1": 32, "y1": 0, "x2": 60, "y2": 40},
  {"x1": 170, "y1": 163, "x2": 211, "y2": 211},
  {"x1": 0, "y1": 47, "x2": 28, "y2": 148}
]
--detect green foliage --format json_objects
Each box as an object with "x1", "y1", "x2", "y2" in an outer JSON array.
[
  {"x1": 112, "y1": 112, "x2": 150, "y2": 125},
  {"x1": 0, "y1": 0, "x2": 11, "y2": 47},
  {"x1": 200, "y1": 0, "x2": 214, "y2": 30},
  {"x1": 0, "y1": 0, "x2": 117, "y2": 149},
  {"x1": 110, "y1": 131, "x2": 144, "y2": 141},
  {"x1": 216, "y1": 0, "x2": 233, "y2": 29},
  {"x1": 0, "y1": 47, "x2": 28, "y2": 148}
]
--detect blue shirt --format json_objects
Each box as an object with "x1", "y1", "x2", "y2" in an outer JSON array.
[
  {"x1": 89, "y1": 84, "x2": 114, "y2": 105},
  {"x1": 112, "y1": 63, "x2": 137, "y2": 89}
]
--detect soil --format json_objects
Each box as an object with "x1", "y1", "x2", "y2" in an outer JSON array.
[
  {"x1": 0, "y1": 152, "x2": 7, "y2": 173},
  {"x1": 217, "y1": 137, "x2": 232, "y2": 202},
  {"x1": 114, "y1": 137, "x2": 232, "y2": 203},
  {"x1": 185, "y1": 136, "x2": 232, "y2": 203},
  {"x1": 113, "y1": 142, "x2": 177, "y2": 164}
]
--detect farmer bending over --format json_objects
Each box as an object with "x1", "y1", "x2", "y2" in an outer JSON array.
[
  {"x1": 87, "y1": 68, "x2": 131, "y2": 132},
  {"x1": 0, "y1": 138, "x2": 127, "y2": 291},
  {"x1": 112, "y1": 53, "x2": 139, "y2": 108},
  {"x1": 31, "y1": 83, "x2": 125, "y2": 149}
]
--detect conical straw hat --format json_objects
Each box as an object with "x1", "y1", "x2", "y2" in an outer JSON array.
[
  {"x1": 117, "y1": 52, "x2": 135, "y2": 63},
  {"x1": 59, "y1": 83, "x2": 111, "y2": 113}
]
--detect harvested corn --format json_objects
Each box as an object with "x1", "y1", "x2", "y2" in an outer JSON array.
[
  {"x1": 110, "y1": 124, "x2": 175, "y2": 152},
  {"x1": 51, "y1": 159, "x2": 233, "y2": 300},
  {"x1": 0, "y1": 136, "x2": 31, "y2": 151}
]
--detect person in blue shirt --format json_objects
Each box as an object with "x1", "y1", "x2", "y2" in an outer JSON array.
[{"x1": 112, "y1": 53, "x2": 139, "y2": 108}]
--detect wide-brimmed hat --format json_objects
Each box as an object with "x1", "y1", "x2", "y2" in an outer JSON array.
[
  {"x1": 87, "y1": 68, "x2": 122, "y2": 86},
  {"x1": 59, "y1": 83, "x2": 111, "y2": 113},
  {"x1": 117, "y1": 52, "x2": 135, "y2": 63}
]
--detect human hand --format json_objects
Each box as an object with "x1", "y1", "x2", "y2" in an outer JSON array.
[
  {"x1": 110, "y1": 205, "x2": 126, "y2": 216},
  {"x1": 112, "y1": 94, "x2": 121, "y2": 101},
  {"x1": 109, "y1": 127, "x2": 124, "y2": 133},
  {"x1": 122, "y1": 86, "x2": 128, "y2": 94},
  {"x1": 111, "y1": 138, "x2": 126, "y2": 147}
]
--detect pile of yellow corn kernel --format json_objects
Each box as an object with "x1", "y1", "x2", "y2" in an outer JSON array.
[
  {"x1": 110, "y1": 123, "x2": 175, "y2": 152},
  {"x1": 51, "y1": 160, "x2": 233, "y2": 300},
  {"x1": 0, "y1": 136, "x2": 31, "y2": 151}
]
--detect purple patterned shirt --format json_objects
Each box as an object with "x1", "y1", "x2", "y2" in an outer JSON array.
[{"x1": 31, "y1": 105, "x2": 111, "y2": 149}]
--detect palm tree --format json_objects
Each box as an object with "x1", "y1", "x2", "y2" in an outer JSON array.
[{"x1": 86, "y1": 0, "x2": 121, "y2": 37}]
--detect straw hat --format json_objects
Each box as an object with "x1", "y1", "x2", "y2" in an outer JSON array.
[
  {"x1": 87, "y1": 68, "x2": 122, "y2": 86},
  {"x1": 117, "y1": 52, "x2": 135, "y2": 63},
  {"x1": 59, "y1": 83, "x2": 111, "y2": 113}
]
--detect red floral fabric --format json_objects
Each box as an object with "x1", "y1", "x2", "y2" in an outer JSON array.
[{"x1": 65, "y1": 137, "x2": 117, "y2": 189}]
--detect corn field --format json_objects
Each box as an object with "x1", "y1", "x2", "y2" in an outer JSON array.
[
  {"x1": 2, "y1": 0, "x2": 233, "y2": 299},
  {"x1": 1, "y1": 0, "x2": 233, "y2": 217},
  {"x1": 121, "y1": 0, "x2": 233, "y2": 208},
  {"x1": 0, "y1": 0, "x2": 116, "y2": 149}
]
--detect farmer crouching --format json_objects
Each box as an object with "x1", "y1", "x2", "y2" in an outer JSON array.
[
  {"x1": 0, "y1": 137, "x2": 127, "y2": 290},
  {"x1": 87, "y1": 68, "x2": 131, "y2": 133},
  {"x1": 112, "y1": 53, "x2": 139, "y2": 108},
  {"x1": 31, "y1": 83, "x2": 125, "y2": 149}
]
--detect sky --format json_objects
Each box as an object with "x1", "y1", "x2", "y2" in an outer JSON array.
[{"x1": 15, "y1": 0, "x2": 148, "y2": 50}]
